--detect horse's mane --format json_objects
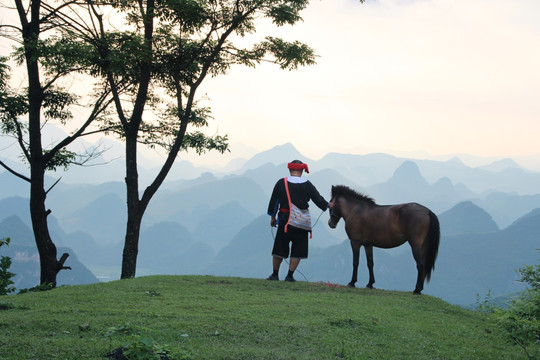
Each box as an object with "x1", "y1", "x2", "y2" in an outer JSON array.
[{"x1": 331, "y1": 185, "x2": 377, "y2": 206}]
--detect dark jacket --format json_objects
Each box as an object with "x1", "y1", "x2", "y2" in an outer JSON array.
[{"x1": 267, "y1": 177, "x2": 328, "y2": 221}]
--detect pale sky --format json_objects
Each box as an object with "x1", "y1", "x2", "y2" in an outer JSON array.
[
  {"x1": 190, "y1": 0, "x2": 540, "y2": 167},
  {"x1": 2, "y1": 0, "x2": 540, "y2": 170}
]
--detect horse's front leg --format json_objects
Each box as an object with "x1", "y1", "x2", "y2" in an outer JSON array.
[
  {"x1": 364, "y1": 246, "x2": 375, "y2": 289},
  {"x1": 348, "y1": 243, "x2": 360, "y2": 288}
]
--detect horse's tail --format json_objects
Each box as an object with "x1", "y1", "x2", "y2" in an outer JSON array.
[{"x1": 423, "y1": 210, "x2": 440, "y2": 282}]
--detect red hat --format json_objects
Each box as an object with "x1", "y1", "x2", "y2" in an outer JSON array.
[{"x1": 287, "y1": 161, "x2": 309, "y2": 173}]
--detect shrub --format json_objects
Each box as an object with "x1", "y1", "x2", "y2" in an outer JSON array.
[
  {"x1": 104, "y1": 323, "x2": 192, "y2": 360},
  {"x1": 18, "y1": 283, "x2": 55, "y2": 294},
  {"x1": 0, "y1": 238, "x2": 16, "y2": 295},
  {"x1": 495, "y1": 255, "x2": 540, "y2": 360}
]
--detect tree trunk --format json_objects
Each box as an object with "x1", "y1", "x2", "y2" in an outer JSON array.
[
  {"x1": 27, "y1": 85, "x2": 68, "y2": 287},
  {"x1": 119, "y1": 1, "x2": 154, "y2": 279},
  {"x1": 23, "y1": 2, "x2": 69, "y2": 287},
  {"x1": 29, "y1": 170, "x2": 59, "y2": 286},
  {"x1": 120, "y1": 134, "x2": 142, "y2": 279},
  {"x1": 121, "y1": 212, "x2": 141, "y2": 279}
]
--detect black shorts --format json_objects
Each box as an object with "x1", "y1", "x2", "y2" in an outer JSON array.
[{"x1": 272, "y1": 221, "x2": 309, "y2": 259}]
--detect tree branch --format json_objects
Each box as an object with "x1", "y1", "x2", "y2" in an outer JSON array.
[
  {"x1": 13, "y1": 119, "x2": 31, "y2": 162},
  {"x1": 140, "y1": 1, "x2": 260, "y2": 208},
  {"x1": 13, "y1": 0, "x2": 29, "y2": 28},
  {"x1": 45, "y1": 176, "x2": 61, "y2": 195},
  {"x1": 0, "y1": 159, "x2": 30, "y2": 182},
  {"x1": 39, "y1": 0, "x2": 80, "y2": 26},
  {"x1": 0, "y1": 24, "x2": 23, "y2": 33},
  {"x1": 87, "y1": 7, "x2": 129, "y2": 128},
  {"x1": 79, "y1": 126, "x2": 113, "y2": 137},
  {"x1": 41, "y1": 66, "x2": 87, "y2": 93},
  {"x1": 57, "y1": 252, "x2": 71, "y2": 271},
  {"x1": 43, "y1": 87, "x2": 112, "y2": 165}
]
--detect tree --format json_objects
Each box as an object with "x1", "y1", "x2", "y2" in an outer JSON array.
[
  {"x1": 495, "y1": 255, "x2": 540, "y2": 360},
  {"x1": 56, "y1": 0, "x2": 317, "y2": 278},
  {"x1": 0, "y1": 0, "x2": 112, "y2": 287}
]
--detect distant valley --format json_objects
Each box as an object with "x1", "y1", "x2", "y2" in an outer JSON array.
[{"x1": 1, "y1": 143, "x2": 539, "y2": 306}]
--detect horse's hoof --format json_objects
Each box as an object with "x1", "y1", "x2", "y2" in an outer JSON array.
[
  {"x1": 366, "y1": 285, "x2": 374, "y2": 289},
  {"x1": 347, "y1": 283, "x2": 356, "y2": 288},
  {"x1": 413, "y1": 290, "x2": 422, "y2": 295}
]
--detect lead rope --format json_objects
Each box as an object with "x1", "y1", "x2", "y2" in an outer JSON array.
[
  {"x1": 311, "y1": 209, "x2": 325, "y2": 229},
  {"x1": 269, "y1": 209, "x2": 325, "y2": 282}
]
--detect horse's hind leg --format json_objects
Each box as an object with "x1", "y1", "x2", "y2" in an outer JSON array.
[
  {"x1": 364, "y1": 246, "x2": 375, "y2": 289},
  {"x1": 411, "y1": 244, "x2": 424, "y2": 295},
  {"x1": 348, "y1": 244, "x2": 360, "y2": 288}
]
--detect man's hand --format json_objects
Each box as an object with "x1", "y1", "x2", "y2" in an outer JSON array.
[{"x1": 270, "y1": 216, "x2": 277, "y2": 227}]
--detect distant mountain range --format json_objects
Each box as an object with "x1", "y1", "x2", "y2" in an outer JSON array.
[{"x1": 1, "y1": 143, "x2": 539, "y2": 305}]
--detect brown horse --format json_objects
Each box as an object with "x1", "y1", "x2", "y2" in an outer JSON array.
[{"x1": 328, "y1": 185, "x2": 440, "y2": 294}]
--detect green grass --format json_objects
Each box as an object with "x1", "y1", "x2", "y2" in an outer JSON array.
[{"x1": 0, "y1": 276, "x2": 527, "y2": 359}]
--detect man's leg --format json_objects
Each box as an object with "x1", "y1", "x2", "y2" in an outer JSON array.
[
  {"x1": 267, "y1": 256, "x2": 282, "y2": 280},
  {"x1": 288, "y1": 258, "x2": 300, "y2": 271},
  {"x1": 286, "y1": 228, "x2": 308, "y2": 282},
  {"x1": 273, "y1": 256, "x2": 283, "y2": 272},
  {"x1": 285, "y1": 258, "x2": 300, "y2": 282},
  {"x1": 268, "y1": 222, "x2": 288, "y2": 280}
]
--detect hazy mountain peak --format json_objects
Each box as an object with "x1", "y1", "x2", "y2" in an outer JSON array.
[
  {"x1": 241, "y1": 143, "x2": 307, "y2": 170},
  {"x1": 506, "y1": 208, "x2": 540, "y2": 232},
  {"x1": 452, "y1": 201, "x2": 484, "y2": 211},
  {"x1": 272, "y1": 142, "x2": 299, "y2": 152},
  {"x1": 0, "y1": 196, "x2": 32, "y2": 227},
  {"x1": 388, "y1": 161, "x2": 428, "y2": 185},
  {"x1": 480, "y1": 158, "x2": 521, "y2": 172},
  {"x1": 447, "y1": 157, "x2": 464, "y2": 165},
  {"x1": 431, "y1": 177, "x2": 454, "y2": 193},
  {"x1": 0, "y1": 215, "x2": 35, "y2": 246},
  {"x1": 439, "y1": 201, "x2": 499, "y2": 235},
  {"x1": 433, "y1": 177, "x2": 453, "y2": 186}
]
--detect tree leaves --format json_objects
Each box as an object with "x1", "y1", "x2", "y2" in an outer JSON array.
[
  {"x1": 266, "y1": 0, "x2": 309, "y2": 26},
  {"x1": 259, "y1": 36, "x2": 316, "y2": 70}
]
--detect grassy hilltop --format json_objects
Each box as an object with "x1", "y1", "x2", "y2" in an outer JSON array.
[{"x1": 0, "y1": 276, "x2": 526, "y2": 360}]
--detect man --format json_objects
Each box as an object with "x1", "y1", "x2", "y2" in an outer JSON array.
[{"x1": 266, "y1": 160, "x2": 329, "y2": 281}]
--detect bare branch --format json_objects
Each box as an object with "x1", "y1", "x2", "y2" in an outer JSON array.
[
  {"x1": 13, "y1": 119, "x2": 31, "y2": 162},
  {"x1": 45, "y1": 176, "x2": 61, "y2": 194},
  {"x1": 42, "y1": 1, "x2": 99, "y2": 40},
  {"x1": 70, "y1": 140, "x2": 110, "y2": 166},
  {"x1": 0, "y1": 159, "x2": 30, "y2": 182},
  {"x1": 0, "y1": 24, "x2": 23, "y2": 33},
  {"x1": 79, "y1": 126, "x2": 113, "y2": 137},
  {"x1": 39, "y1": 0, "x2": 80, "y2": 25},
  {"x1": 41, "y1": 67, "x2": 88, "y2": 93},
  {"x1": 84, "y1": 8, "x2": 130, "y2": 128},
  {"x1": 57, "y1": 252, "x2": 71, "y2": 271},
  {"x1": 44, "y1": 87, "x2": 113, "y2": 164}
]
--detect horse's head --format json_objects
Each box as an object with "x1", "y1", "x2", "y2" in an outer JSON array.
[
  {"x1": 328, "y1": 186, "x2": 342, "y2": 229},
  {"x1": 328, "y1": 185, "x2": 376, "y2": 229}
]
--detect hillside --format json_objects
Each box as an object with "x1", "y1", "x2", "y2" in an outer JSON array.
[{"x1": 0, "y1": 276, "x2": 530, "y2": 360}]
